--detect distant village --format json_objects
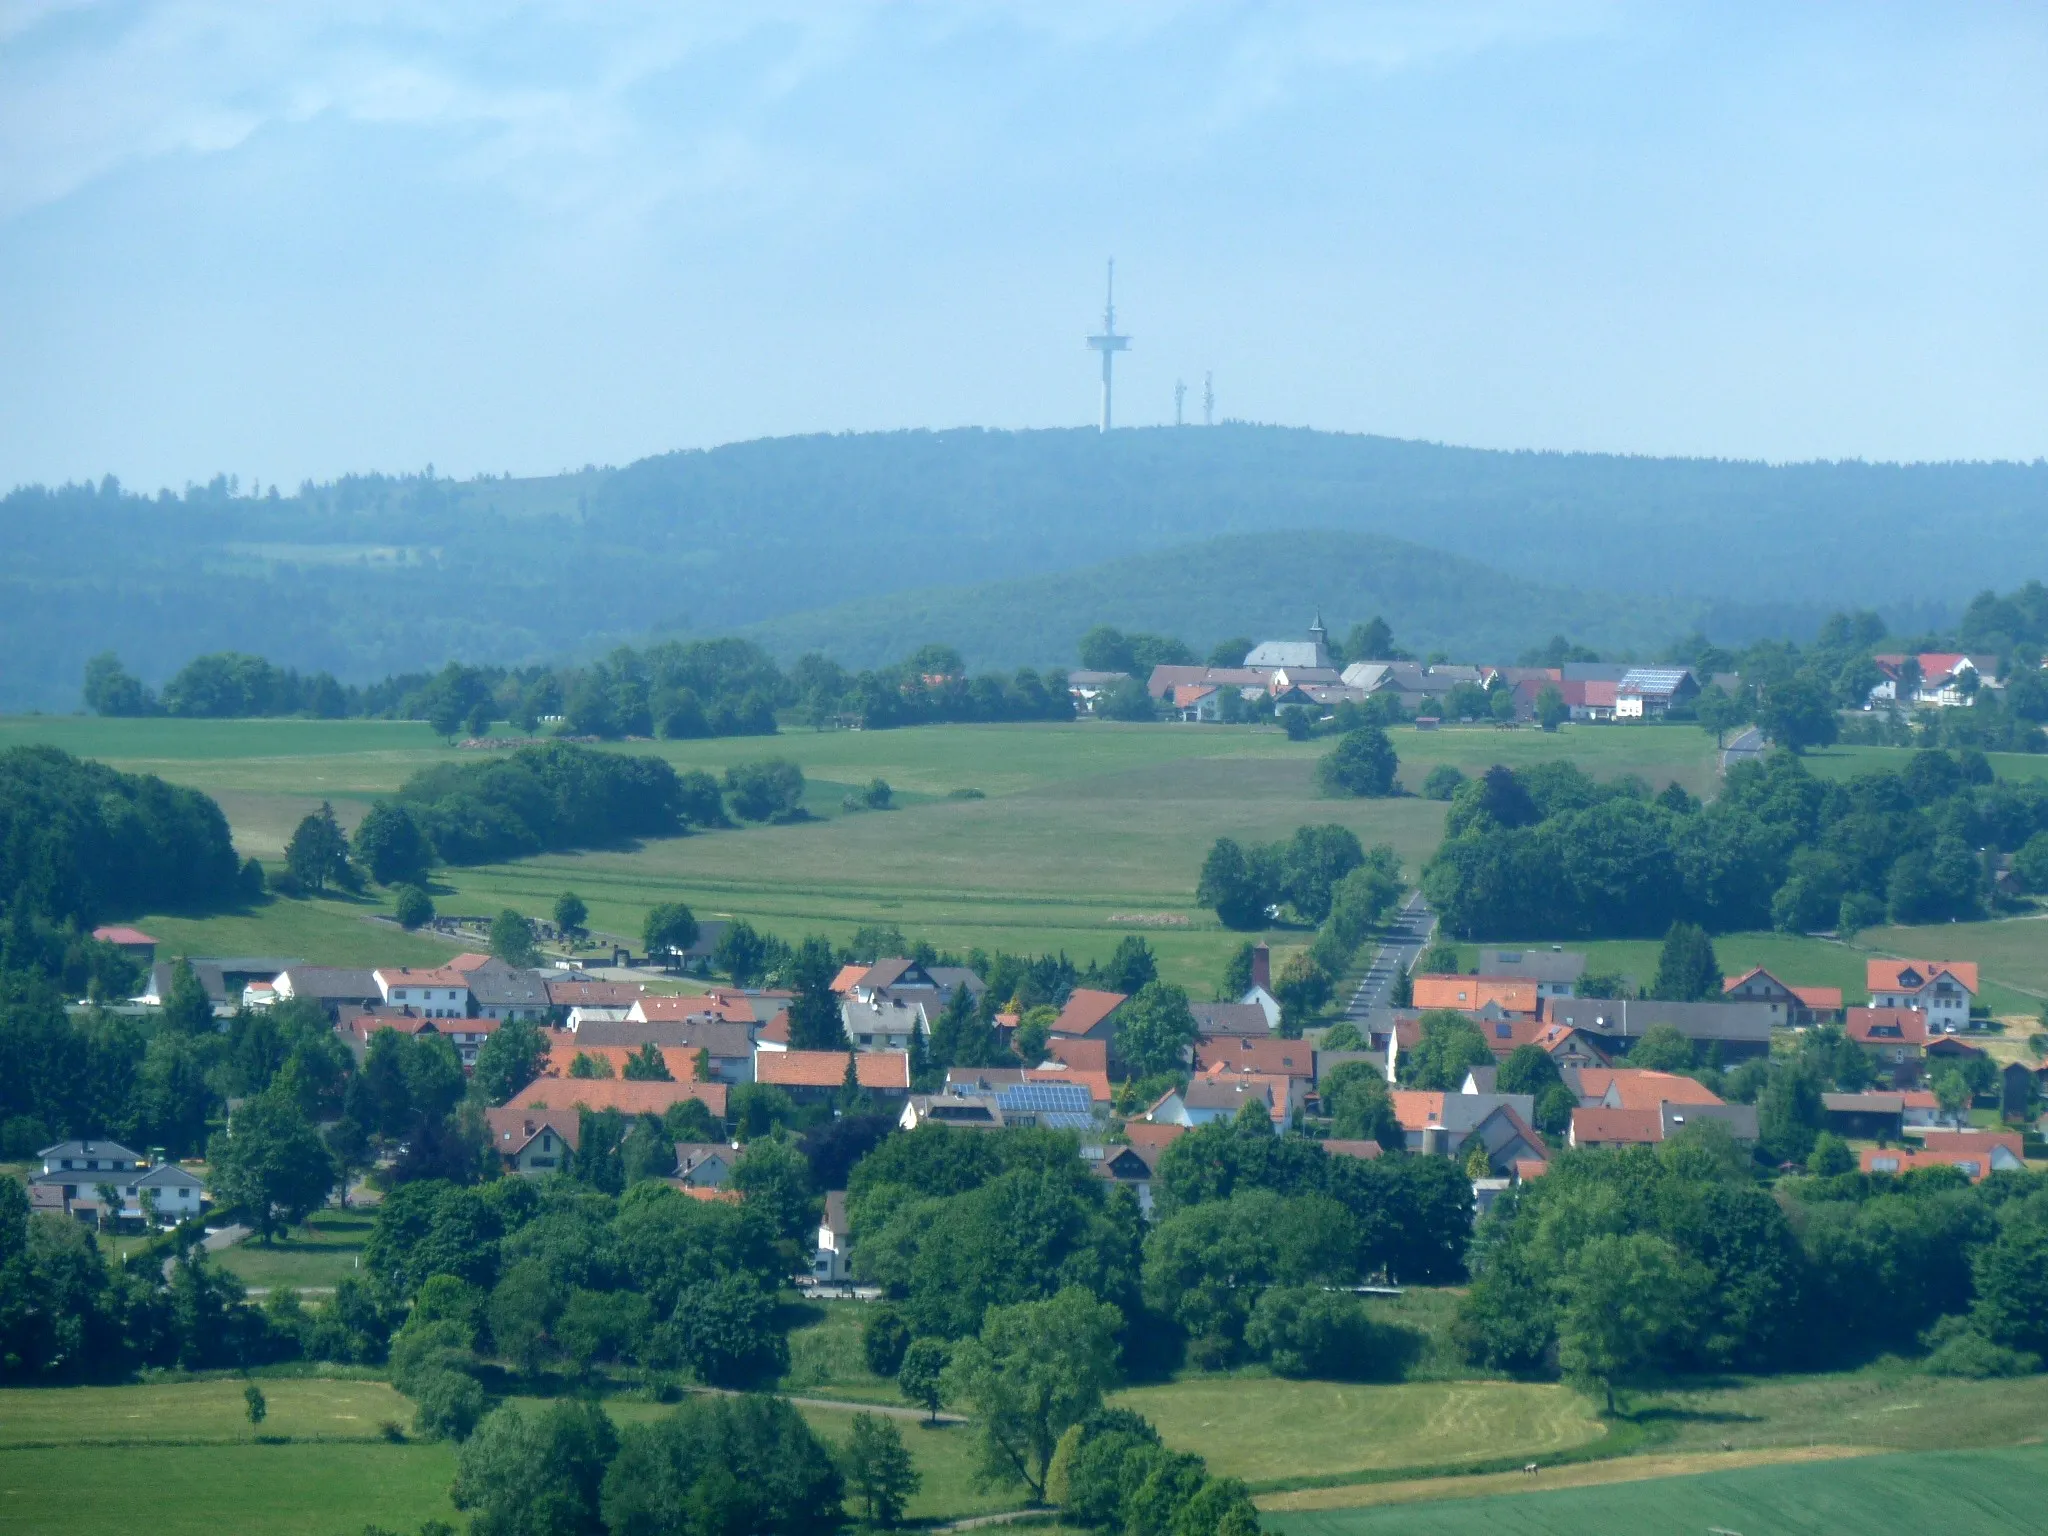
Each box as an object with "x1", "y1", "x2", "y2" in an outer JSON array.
[
  {"x1": 32, "y1": 922, "x2": 2029, "y2": 1290},
  {"x1": 1068, "y1": 617, "x2": 2006, "y2": 724}
]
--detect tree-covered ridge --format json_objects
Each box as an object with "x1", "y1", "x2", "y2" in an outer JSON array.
[
  {"x1": 0, "y1": 745, "x2": 239, "y2": 927},
  {"x1": 12, "y1": 424, "x2": 2046, "y2": 709},
  {"x1": 1423, "y1": 748, "x2": 2048, "y2": 940}
]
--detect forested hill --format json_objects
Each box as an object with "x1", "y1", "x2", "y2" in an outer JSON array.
[
  {"x1": 740, "y1": 529, "x2": 1779, "y2": 672},
  {"x1": 5, "y1": 425, "x2": 2038, "y2": 708}
]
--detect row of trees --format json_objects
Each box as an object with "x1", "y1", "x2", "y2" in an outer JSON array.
[
  {"x1": 1457, "y1": 1126, "x2": 2048, "y2": 1406},
  {"x1": 1423, "y1": 750, "x2": 2048, "y2": 939}
]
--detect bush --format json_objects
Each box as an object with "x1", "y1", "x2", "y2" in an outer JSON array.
[
  {"x1": 411, "y1": 1364, "x2": 487, "y2": 1441},
  {"x1": 724, "y1": 759, "x2": 806, "y2": 822},
  {"x1": 394, "y1": 885, "x2": 435, "y2": 930},
  {"x1": 1422, "y1": 764, "x2": 1465, "y2": 801},
  {"x1": 1921, "y1": 1316, "x2": 2040, "y2": 1379},
  {"x1": 1244, "y1": 1287, "x2": 1409, "y2": 1380},
  {"x1": 863, "y1": 1306, "x2": 912, "y2": 1377}
]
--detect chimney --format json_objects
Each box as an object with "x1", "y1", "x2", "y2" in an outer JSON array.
[{"x1": 1251, "y1": 944, "x2": 1271, "y2": 992}]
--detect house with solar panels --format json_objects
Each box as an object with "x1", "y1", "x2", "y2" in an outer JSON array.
[{"x1": 1614, "y1": 667, "x2": 1700, "y2": 719}]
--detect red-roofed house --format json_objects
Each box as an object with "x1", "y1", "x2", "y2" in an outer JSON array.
[
  {"x1": 541, "y1": 1039, "x2": 700, "y2": 1083},
  {"x1": 1864, "y1": 1131, "x2": 2024, "y2": 1183},
  {"x1": 1871, "y1": 653, "x2": 1997, "y2": 708},
  {"x1": 1042, "y1": 1035, "x2": 1109, "y2": 1074},
  {"x1": 1568, "y1": 1068, "x2": 1725, "y2": 1112},
  {"x1": 338, "y1": 1007, "x2": 500, "y2": 1067},
  {"x1": 1723, "y1": 968, "x2": 1842, "y2": 1025},
  {"x1": 631, "y1": 991, "x2": 758, "y2": 1025},
  {"x1": 1867, "y1": 960, "x2": 1978, "y2": 1033},
  {"x1": 91, "y1": 927, "x2": 158, "y2": 964},
  {"x1": 508, "y1": 1075, "x2": 729, "y2": 1119},
  {"x1": 1569, "y1": 1107, "x2": 1662, "y2": 1148},
  {"x1": 1845, "y1": 1007, "x2": 1929, "y2": 1082},
  {"x1": 1411, "y1": 976, "x2": 1544, "y2": 1018},
  {"x1": 1052, "y1": 988, "x2": 1128, "y2": 1042},
  {"x1": 485, "y1": 1106, "x2": 580, "y2": 1176},
  {"x1": 756, "y1": 1049, "x2": 911, "y2": 1103},
  {"x1": 1193, "y1": 1037, "x2": 1315, "y2": 1080},
  {"x1": 1474, "y1": 1018, "x2": 1609, "y2": 1067},
  {"x1": 1123, "y1": 1121, "x2": 1188, "y2": 1161},
  {"x1": 830, "y1": 964, "x2": 869, "y2": 995}
]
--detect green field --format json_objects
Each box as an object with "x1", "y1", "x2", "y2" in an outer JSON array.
[
  {"x1": 9, "y1": 714, "x2": 2044, "y2": 999},
  {"x1": 1263, "y1": 1444, "x2": 2048, "y2": 1536},
  {"x1": 213, "y1": 1209, "x2": 376, "y2": 1292},
  {"x1": 1106, "y1": 1378, "x2": 1606, "y2": 1486},
  {"x1": 0, "y1": 1375, "x2": 1012, "y2": 1535},
  {"x1": 0, "y1": 715, "x2": 1723, "y2": 988}
]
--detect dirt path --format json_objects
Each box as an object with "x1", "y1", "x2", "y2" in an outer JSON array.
[{"x1": 1255, "y1": 1444, "x2": 1880, "y2": 1513}]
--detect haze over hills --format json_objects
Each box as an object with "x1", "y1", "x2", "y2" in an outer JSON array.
[
  {"x1": 736, "y1": 529, "x2": 1802, "y2": 673},
  {"x1": 4, "y1": 423, "x2": 2036, "y2": 709}
]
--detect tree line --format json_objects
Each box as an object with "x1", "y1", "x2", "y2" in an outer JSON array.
[
  {"x1": 1423, "y1": 749, "x2": 2048, "y2": 940},
  {"x1": 1457, "y1": 1124, "x2": 2048, "y2": 1407},
  {"x1": 83, "y1": 636, "x2": 1075, "y2": 738}
]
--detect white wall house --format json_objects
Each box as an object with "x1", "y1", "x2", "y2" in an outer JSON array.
[{"x1": 373, "y1": 967, "x2": 474, "y2": 1019}]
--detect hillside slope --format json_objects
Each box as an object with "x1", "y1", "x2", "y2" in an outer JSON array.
[
  {"x1": 742, "y1": 529, "x2": 1776, "y2": 671},
  {"x1": 7, "y1": 424, "x2": 2032, "y2": 707}
]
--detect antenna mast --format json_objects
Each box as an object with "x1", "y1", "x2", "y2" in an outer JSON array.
[
  {"x1": 1084, "y1": 259, "x2": 1130, "y2": 432},
  {"x1": 1174, "y1": 379, "x2": 1186, "y2": 427},
  {"x1": 1203, "y1": 371, "x2": 1214, "y2": 426}
]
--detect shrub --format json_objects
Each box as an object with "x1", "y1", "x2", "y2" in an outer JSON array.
[
  {"x1": 1244, "y1": 1287, "x2": 1408, "y2": 1380},
  {"x1": 412, "y1": 1364, "x2": 487, "y2": 1441},
  {"x1": 863, "y1": 1306, "x2": 912, "y2": 1377},
  {"x1": 394, "y1": 885, "x2": 435, "y2": 930},
  {"x1": 1422, "y1": 764, "x2": 1465, "y2": 801}
]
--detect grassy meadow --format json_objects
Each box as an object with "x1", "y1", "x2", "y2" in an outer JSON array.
[
  {"x1": 1262, "y1": 1444, "x2": 2048, "y2": 1535},
  {"x1": 0, "y1": 714, "x2": 1723, "y2": 991},
  {"x1": 6, "y1": 713, "x2": 2044, "y2": 1000},
  {"x1": 212, "y1": 1208, "x2": 375, "y2": 1292}
]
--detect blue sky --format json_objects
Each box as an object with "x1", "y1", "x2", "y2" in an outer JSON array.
[{"x1": 2, "y1": 1, "x2": 2044, "y2": 491}]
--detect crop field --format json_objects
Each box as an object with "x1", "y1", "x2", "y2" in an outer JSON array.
[
  {"x1": 1105, "y1": 1378, "x2": 1607, "y2": 1485},
  {"x1": 1262, "y1": 1444, "x2": 2048, "y2": 1535},
  {"x1": 9, "y1": 714, "x2": 2041, "y2": 996},
  {"x1": 0, "y1": 715, "x2": 1721, "y2": 986}
]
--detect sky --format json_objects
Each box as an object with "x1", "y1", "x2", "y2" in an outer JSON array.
[{"x1": 2, "y1": 0, "x2": 2045, "y2": 493}]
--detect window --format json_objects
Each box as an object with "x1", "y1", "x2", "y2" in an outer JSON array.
[{"x1": 1496, "y1": 1024, "x2": 1512, "y2": 1039}]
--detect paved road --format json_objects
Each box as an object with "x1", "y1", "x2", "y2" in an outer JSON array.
[
  {"x1": 1721, "y1": 726, "x2": 1766, "y2": 772},
  {"x1": 1343, "y1": 891, "x2": 1435, "y2": 1024}
]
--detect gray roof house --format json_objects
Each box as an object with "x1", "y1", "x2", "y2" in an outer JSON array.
[
  {"x1": 1478, "y1": 948, "x2": 1586, "y2": 996},
  {"x1": 274, "y1": 967, "x2": 383, "y2": 1014},
  {"x1": 32, "y1": 1141, "x2": 204, "y2": 1223},
  {"x1": 457, "y1": 958, "x2": 552, "y2": 1021},
  {"x1": 1190, "y1": 1001, "x2": 1272, "y2": 1037},
  {"x1": 1245, "y1": 619, "x2": 1334, "y2": 672},
  {"x1": 1543, "y1": 999, "x2": 1776, "y2": 1061}
]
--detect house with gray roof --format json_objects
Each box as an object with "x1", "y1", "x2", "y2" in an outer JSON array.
[
  {"x1": 275, "y1": 966, "x2": 382, "y2": 1015},
  {"x1": 453, "y1": 957, "x2": 552, "y2": 1021},
  {"x1": 31, "y1": 1140, "x2": 204, "y2": 1224},
  {"x1": 1543, "y1": 999, "x2": 1775, "y2": 1062}
]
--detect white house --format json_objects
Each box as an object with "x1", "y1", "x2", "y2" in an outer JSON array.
[
  {"x1": 372, "y1": 966, "x2": 474, "y2": 1019},
  {"x1": 814, "y1": 1191, "x2": 853, "y2": 1284},
  {"x1": 1867, "y1": 960, "x2": 1978, "y2": 1034},
  {"x1": 31, "y1": 1140, "x2": 205, "y2": 1224}
]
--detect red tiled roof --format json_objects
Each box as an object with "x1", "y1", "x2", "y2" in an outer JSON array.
[
  {"x1": 830, "y1": 964, "x2": 869, "y2": 995},
  {"x1": 757, "y1": 1012, "x2": 790, "y2": 1045},
  {"x1": 1053, "y1": 989, "x2": 1127, "y2": 1036},
  {"x1": 677, "y1": 1184, "x2": 743, "y2": 1203},
  {"x1": 1124, "y1": 1121, "x2": 1188, "y2": 1158},
  {"x1": 1412, "y1": 975, "x2": 1543, "y2": 1015},
  {"x1": 1867, "y1": 959, "x2": 1979, "y2": 996},
  {"x1": 1390, "y1": 1091, "x2": 1446, "y2": 1132},
  {"x1": 91, "y1": 926, "x2": 158, "y2": 946},
  {"x1": 1577, "y1": 1069, "x2": 1725, "y2": 1111},
  {"x1": 1861, "y1": 1141, "x2": 2019, "y2": 1183},
  {"x1": 1322, "y1": 1139, "x2": 1382, "y2": 1161},
  {"x1": 1194, "y1": 1037, "x2": 1314, "y2": 1078},
  {"x1": 485, "y1": 1105, "x2": 582, "y2": 1155},
  {"x1": 541, "y1": 1039, "x2": 700, "y2": 1082},
  {"x1": 448, "y1": 953, "x2": 493, "y2": 972},
  {"x1": 1512, "y1": 1158, "x2": 1550, "y2": 1182},
  {"x1": 1571, "y1": 1106, "x2": 1662, "y2": 1145},
  {"x1": 1845, "y1": 1007, "x2": 1929, "y2": 1047},
  {"x1": 375, "y1": 966, "x2": 472, "y2": 989},
  {"x1": 1791, "y1": 986, "x2": 1844, "y2": 1010},
  {"x1": 1918, "y1": 1129, "x2": 2025, "y2": 1161},
  {"x1": 1042, "y1": 1036, "x2": 1108, "y2": 1075},
  {"x1": 509, "y1": 1077, "x2": 728, "y2": 1117},
  {"x1": 755, "y1": 1050, "x2": 911, "y2": 1091},
  {"x1": 634, "y1": 991, "x2": 757, "y2": 1023}
]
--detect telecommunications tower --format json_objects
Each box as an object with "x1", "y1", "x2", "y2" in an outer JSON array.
[
  {"x1": 1175, "y1": 379, "x2": 1186, "y2": 426},
  {"x1": 1203, "y1": 371, "x2": 1214, "y2": 426},
  {"x1": 1085, "y1": 260, "x2": 1130, "y2": 432}
]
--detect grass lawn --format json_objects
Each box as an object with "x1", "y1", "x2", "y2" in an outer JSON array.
[
  {"x1": 0, "y1": 1441, "x2": 460, "y2": 1536},
  {"x1": 213, "y1": 1208, "x2": 376, "y2": 1291},
  {"x1": 1106, "y1": 1378, "x2": 1606, "y2": 1486},
  {"x1": 778, "y1": 1299, "x2": 906, "y2": 1406},
  {"x1": 1862, "y1": 917, "x2": 2048, "y2": 1010},
  {"x1": 1261, "y1": 1444, "x2": 2048, "y2": 1535},
  {"x1": 0, "y1": 1377, "x2": 414, "y2": 1446}
]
